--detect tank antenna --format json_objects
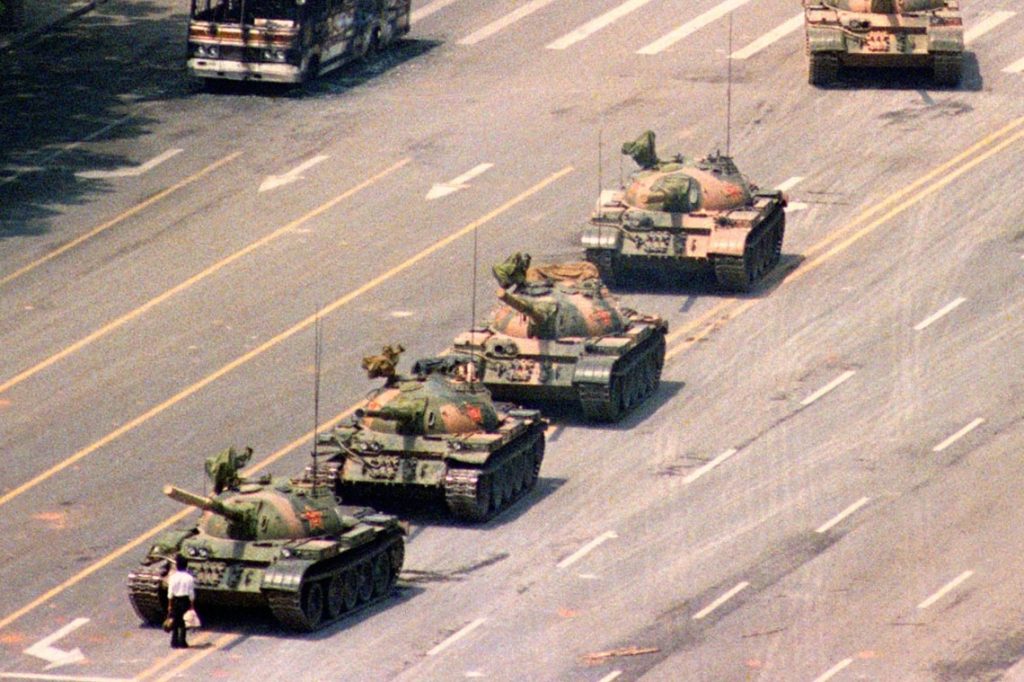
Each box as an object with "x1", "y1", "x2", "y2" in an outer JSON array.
[
  {"x1": 725, "y1": 12, "x2": 733, "y2": 157},
  {"x1": 598, "y1": 127, "x2": 604, "y2": 197},
  {"x1": 312, "y1": 310, "x2": 322, "y2": 480},
  {"x1": 470, "y1": 216, "x2": 478, "y2": 389}
]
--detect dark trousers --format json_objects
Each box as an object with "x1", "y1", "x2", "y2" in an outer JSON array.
[{"x1": 170, "y1": 596, "x2": 190, "y2": 648}]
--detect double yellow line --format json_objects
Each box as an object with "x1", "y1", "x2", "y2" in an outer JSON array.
[{"x1": 663, "y1": 114, "x2": 1024, "y2": 361}]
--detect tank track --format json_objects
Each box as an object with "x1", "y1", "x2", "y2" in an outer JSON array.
[
  {"x1": 933, "y1": 53, "x2": 962, "y2": 86},
  {"x1": 264, "y1": 531, "x2": 404, "y2": 632},
  {"x1": 127, "y1": 561, "x2": 170, "y2": 626},
  {"x1": 713, "y1": 204, "x2": 785, "y2": 292},
  {"x1": 444, "y1": 429, "x2": 545, "y2": 522},
  {"x1": 578, "y1": 331, "x2": 666, "y2": 422},
  {"x1": 585, "y1": 249, "x2": 621, "y2": 287},
  {"x1": 808, "y1": 52, "x2": 839, "y2": 86}
]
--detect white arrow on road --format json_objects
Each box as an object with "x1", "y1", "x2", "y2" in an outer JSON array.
[
  {"x1": 23, "y1": 618, "x2": 89, "y2": 669},
  {"x1": 425, "y1": 163, "x2": 494, "y2": 201},
  {"x1": 259, "y1": 155, "x2": 329, "y2": 193},
  {"x1": 76, "y1": 149, "x2": 182, "y2": 180}
]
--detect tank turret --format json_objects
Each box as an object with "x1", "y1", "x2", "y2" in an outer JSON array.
[
  {"x1": 128, "y1": 450, "x2": 406, "y2": 631},
  {"x1": 823, "y1": 0, "x2": 946, "y2": 11}
]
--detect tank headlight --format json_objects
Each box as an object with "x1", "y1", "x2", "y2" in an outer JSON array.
[
  {"x1": 281, "y1": 548, "x2": 293, "y2": 558},
  {"x1": 187, "y1": 546, "x2": 198, "y2": 557},
  {"x1": 199, "y1": 548, "x2": 210, "y2": 558}
]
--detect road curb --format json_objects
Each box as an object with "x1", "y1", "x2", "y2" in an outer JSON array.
[{"x1": 0, "y1": 0, "x2": 107, "y2": 53}]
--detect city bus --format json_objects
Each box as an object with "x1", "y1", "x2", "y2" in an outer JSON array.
[{"x1": 187, "y1": 0, "x2": 411, "y2": 84}]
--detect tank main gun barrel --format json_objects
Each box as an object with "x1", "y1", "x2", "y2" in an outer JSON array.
[
  {"x1": 164, "y1": 485, "x2": 247, "y2": 523},
  {"x1": 497, "y1": 289, "x2": 556, "y2": 327},
  {"x1": 356, "y1": 400, "x2": 426, "y2": 428}
]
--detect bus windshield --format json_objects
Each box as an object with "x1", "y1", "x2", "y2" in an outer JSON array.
[{"x1": 191, "y1": 0, "x2": 298, "y2": 22}]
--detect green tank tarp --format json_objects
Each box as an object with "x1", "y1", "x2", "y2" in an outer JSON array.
[{"x1": 622, "y1": 130, "x2": 659, "y2": 170}]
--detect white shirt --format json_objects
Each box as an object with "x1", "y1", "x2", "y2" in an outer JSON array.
[{"x1": 168, "y1": 569, "x2": 195, "y2": 600}]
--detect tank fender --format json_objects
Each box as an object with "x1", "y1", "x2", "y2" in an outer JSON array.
[
  {"x1": 707, "y1": 226, "x2": 750, "y2": 258},
  {"x1": 806, "y1": 26, "x2": 845, "y2": 53},
  {"x1": 261, "y1": 558, "x2": 315, "y2": 593},
  {"x1": 572, "y1": 354, "x2": 619, "y2": 387},
  {"x1": 927, "y1": 27, "x2": 963, "y2": 53},
  {"x1": 581, "y1": 223, "x2": 623, "y2": 252}
]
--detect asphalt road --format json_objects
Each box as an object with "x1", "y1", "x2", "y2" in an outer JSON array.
[{"x1": 1, "y1": 0, "x2": 1023, "y2": 680}]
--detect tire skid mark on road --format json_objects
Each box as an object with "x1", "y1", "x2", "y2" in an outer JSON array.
[{"x1": 0, "y1": 152, "x2": 242, "y2": 288}]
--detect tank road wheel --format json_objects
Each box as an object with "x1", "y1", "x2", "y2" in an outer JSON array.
[
  {"x1": 356, "y1": 561, "x2": 374, "y2": 603},
  {"x1": 300, "y1": 581, "x2": 325, "y2": 630},
  {"x1": 713, "y1": 249, "x2": 754, "y2": 292},
  {"x1": 808, "y1": 52, "x2": 839, "y2": 86},
  {"x1": 326, "y1": 573, "x2": 347, "y2": 618},
  {"x1": 341, "y1": 568, "x2": 359, "y2": 612},
  {"x1": 500, "y1": 463, "x2": 516, "y2": 503},
  {"x1": 933, "y1": 53, "x2": 962, "y2": 87},
  {"x1": 606, "y1": 374, "x2": 627, "y2": 422},
  {"x1": 390, "y1": 542, "x2": 405, "y2": 578},
  {"x1": 526, "y1": 437, "x2": 544, "y2": 489},
  {"x1": 586, "y1": 249, "x2": 621, "y2": 287},
  {"x1": 371, "y1": 553, "x2": 392, "y2": 596},
  {"x1": 768, "y1": 215, "x2": 785, "y2": 270}
]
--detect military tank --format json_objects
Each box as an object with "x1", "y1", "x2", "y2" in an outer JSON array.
[
  {"x1": 314, "y1": 345, "x2": 547, "y2": 522},
  {"x1": 803, "y1": 0, "x2": 963, "y2": 86},
  {"x1": 446, "y1": 253, "x2": 667, "y2": 422},
  {"x1": 582, "y1": 131, "x2": 786, "y2": 293},
  {"x1": 127, "y1": 447, "x2": 405, "y2": 632}
]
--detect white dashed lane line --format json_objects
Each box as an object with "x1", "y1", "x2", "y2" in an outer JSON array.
[
  {"x1": 546, "y1": 0, "x2": 658, "y2": 50},
  {"x1": 557, "y1": 531, "x2": 618, "y2": 569},
  {"x1": 1004, "y1": 56, "x2": 1024, "y2": 74},
  {"x1": 932, "y1": 418, "x2": 985, "y2": 453},
  {"x1": 637, "y1": 0, "x2": 755, "y2": 55},
  {"x1": 963, "y1": 11, "x2": 1016, "y2": 45},
  {"x1": 683, "y1": 448, "x2": 738, "y2": 484},
  {"x1": 913, "y1": 296, "x2": 966, "y2": 331},
  {"x1": 917, "y1": 570, "x2": 974, "y2": 610},
  {"x1": 730, "y1": 13, "x2": 803, "y2": 60},
  {"x1": 458, "y1": 0, "x2": 558, "y2": 45},
  {"x1": 692, "y1": 581, "x2": 750, "y2": 620},
  {"x1": 799, "y1": 370, "x2": 856, "y2": 407},
  {"x1": 812, "y1": 658, "x2": 854, "y2": 682},
  {"x1": 427, "y1": 618, "x2": 487, "y2": 656},
  {"x1": 815, "y1": 496, "x2": 871, "y2": 534}
]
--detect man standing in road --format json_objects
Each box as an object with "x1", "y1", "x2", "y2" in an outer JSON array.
[{"x1": 167, "y1": 555, "x2": 195, "y2": 649}]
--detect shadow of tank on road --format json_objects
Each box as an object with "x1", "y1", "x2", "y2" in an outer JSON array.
[{"x1": 819, "y1": 52, "x2": 981, "y2": 93}]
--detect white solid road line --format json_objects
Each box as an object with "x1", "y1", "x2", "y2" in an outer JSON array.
[
  {"x1": 76, "y1": 148, "x2": 183, "y2": 180},
  {"x1": 731, "y1": 14, "x2": 803, "y2": 60},
  {"x1": 964, "y1": 11, "x2": 1016, "y2": 45},
  {"x1": 774, "y1": 176, "x2": 804, "y2": 192},
  {"x1": 0, "y1": 675, "x2": 133, "y2": 682},
  {"x1": 557, "y1": 531, "x2": 618, "y2": 569},
  {"x1": 425, "y1": 162, "x2": 494, "y2": 200},
  {"x1": 812, "y1": 658, "x2": 853, "y2": 682},
  {"x1": 917, "y1": 570, "x2": 974, "y2": 609},
  {"x1": 410, "y1": 0, "x2": 460, "y2": 23},
  {"x1": 932, "y1": 417, "x2": 985, "y2": 452},
  {"x1": 637, "y1": 0, "x2": 755, "y2": 55},
  {"x1": 547, "y1": 0, "x2": 658, "y2": 50},
  {"x1": 692, "y1": 581, "x2": 750, "y2": 619},
  {"x1": 258, "y1": 155, "x2": 329, "y2": 193},
  {"x1": 683, "y1": 448, "x2": 738, "y2": 484},
  {"x1": 815, "y1": 497, "x2": 870, "y2": 534},
  {"x1": 800, "y1": 370, "x2": 856, "y2": 407},
  {"x1": 597, "y1": 672, "x2": 623, "y2": 682},
  {"x1": 913, "y1": 296, "x2": 966, "y2": 331},
  {"x1": 427, "y1": 618, "x2": 487, "y2": 656},
  {"x1": 459, "y1": 0, "x2": 558, "y2": 45},
  {"x1": 1003, "y1": 56, "x2": 1024, "y2": 75}
]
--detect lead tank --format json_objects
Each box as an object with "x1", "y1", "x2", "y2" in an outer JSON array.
[
  {"x1": 127, "y1": 447, "x2": 405, "y2": 631},
  {"x1": 583, "y1": 131, "x2": 786, "y2": 292},
  {"x1": 314, "y1": 345, "x2": 546, "y2": 522},
  {"x1": 448, "y1": 253, "x2": 667, "y2": 421},
  {"x1": 803, "y1": 0, "x2": 963, "y2": 85}
]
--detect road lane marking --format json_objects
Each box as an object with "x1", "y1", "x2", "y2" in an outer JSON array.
[
  {"x1": 133, "y1": 631, "x2": 214, "y2": 681},
  {"x1": 0, "y1": 116, "x2": 131, "y2": 189},
  {"x1": 547, "y1": 0, "x2": 658, "y2": 50},
  {"x1": 932, "y1": 418, "x2": 985, "y2": 452},
  {"x1": 0, "y1": 152, "x2": 242, "y2": 288},
  {"x1": 0, "y1": 671, "x2": 134, "y2": 675},
  {"x1": 964, "y1": 11, "x2": 1015, "y2": 45},
  {"x1": 75, "y1": 149, "x2": 183, "y2": 180},
  {"x1": 0, "y1": 165, "x2": 571, "y2": 528},
  {"x1": 411, "y1": 0, "x2": 460, "y2": 23},
  {"x1": 0, "y1": 406, "x2": 354, "y2": 632},
  {"x1": 786, "y1": 202, "x2": 809, "y2": 212},
  {"x1": 1004, "y1": 56, "x2": 1024, "y2": 74},
  {"x1": 23, "y1": 619, "x2": 88, "y2": 669},
  {"x1": 258, "y1": 154, "x2": 329, "y2": 192},
  {"x1": 812, "y1": 658, "x2": 853, "y2": 682},
  {"x1": 557, "y1": 531, "x2": 618, "y2": 569},
  {"x1": 775, "y1": 176, "x2": 804, "y2": 192},
  {"x1": 151, "y1": 633, "x2": 239, "y2": 682},
  {"x1": 637, "y1": 0, "x2": 754, "y2": 55},
  {"x1": 800, "y1": 370, "x2": 855, "y2": 406},
  {"x1": 597, "y1": 672, "x2": 623, "y2": 682},
  {"x1": 815, "y1": 497, "x2": 870, "y2": 533},
  {"x1": 913, "y1": 296, "x2": 966, "y2": 331},
  {"x1": 693, "y1": 582, "x2": 749, "y2": 619},
  {"x1": 917, "y1": 570, "x2": 974, "y2": 609},
  {"x1": 427, "y1": 618, "x2": 487, "y2": 656},
  {"x1": 730, "y1": 13, "x2": 803, "y2": 60},
  {"x1": 426, "y1": 162, "x2": 494, "y2": 200},
  {"x1": 683, "y1": 448, "x2": 738, "y2": 484},
  {"x1": 0, "y1": 157, "x2": 408, "y2": 396},
  {"x1": 458, "y1": 0, "x2": 558, "y2": 45},
  {"x1": 666, "y1": 300, "x2": 751, "y2": 361}
]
